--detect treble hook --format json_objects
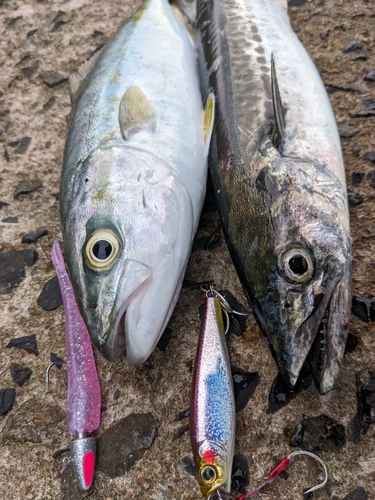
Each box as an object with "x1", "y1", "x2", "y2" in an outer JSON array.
[
  {"x1": 237, "y1": 450, "x2": 328, "y2": 499},
  {"x1": 45, "y1": 360, "x2": 69, "y2": 392}
]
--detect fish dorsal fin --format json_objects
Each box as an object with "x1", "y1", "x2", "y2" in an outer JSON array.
[
  {"x1": 118, "y1": 86, "x2": 157, "y2": 140},
  {"x1": 203, "y1": 92, "x2": 215, "y2": 153},
  {"x1": 271, "y1": 52, "x2": 287, "y2": 152},
  {"x1": 69, "y1": 48, "x2": 104, "y2": 104}
]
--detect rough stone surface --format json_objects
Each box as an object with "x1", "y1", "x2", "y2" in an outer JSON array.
[{"x1": 1, "y1": 1, "x2": 375, "y2": 499}]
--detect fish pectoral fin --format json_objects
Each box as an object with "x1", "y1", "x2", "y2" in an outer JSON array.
[
  {"x1": 270, "y1": 52, "x2": 287, "y2": 152},
  {"x1": 203, "y1": 92, "x2": 215, "y2": 153},
  {"x1": 118, "y1": 86, "x2": 157, "y2": 140},
  {"x1": 69, "y1": 48, "x2": 104, "y2": 104}
]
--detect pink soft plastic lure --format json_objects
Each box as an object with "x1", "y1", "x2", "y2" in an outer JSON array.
[{"x1": 51, "y1": 240, "x2": 101, "y2": 490}]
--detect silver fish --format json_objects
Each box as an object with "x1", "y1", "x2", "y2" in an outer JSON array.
[
  {"x1": 196, "y1": 0, "x2": 351, "y2": 393},
  {"x1": 60, "y1": 0, "x2": 214, "y2": 364}
]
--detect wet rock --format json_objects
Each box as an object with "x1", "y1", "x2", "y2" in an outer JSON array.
[
  {"x1": 8, "y1": 137, "x2": 31, "y2": 154},
  {"x1": 290, "y1": 414, "x2": 346, "y2": 452},
  {"x1": 10, "y1": 363, "x2": 32, "y2": 386},
  {"x1": 338, "y1": 124, "x2": 360, "y2": 137},
  {"x1": 92, "y1": 29, "x2": 104, "y2": 37},
  {"x1": 348, "y1": 371, "x2": 375, "y2": 444},
  {"x1": 2, "y1": 216, "x2": 18, "y2": 223},
  {"x1": 6, "y1": 334, "x2": 39, "y2": 356},
  {"x1": 42, "y1": 96, "x2": 56, "y2": 112},
  {"x1": 267, "y1": 366, "x2": 312, "y2": 414},
  {"x1": 351, "y1": 54, "x2": 369, "y2": 61},
  {"x1": 8, "y1": 16, "x2": 22, "y2": 26},
  {"x1": 0, "y1": 396, "x2": 65, "y2": 444},
  {"x1": 96, "y1": 412, "x2": 160, "y2": 478},
  {"x1": 26, "y1": 29, "x2": 37, "y2": 38},
  {"x1": 352, "y1": 172, "x2": 364, "y2": 184},
  {"x1": 343, "y1": 41, "x2": 362, "y2": 53},
  {"x1": 232, "y1": 366, "x2": 260, "y2": 413},
  {"x1": 40, "y1": 70, "x2": 68, "y2": 87},
  {"x1": 0, "y1": 388, "x2": 16, "y2": 416},
  {"x1": 51, "y1": 20, "x2": 68, "y2": 32},
  {"x1": 21, "y1": 228, "x2": 48, "y2": 243},
  {"x1": 174, "y1": 408, "x2": 190, "y2": 421},
  {"x1": 37, "y1": 275, "x2": 62, "y2": 311},
  {"x1": 364, "y1": 69, "x2": 375, "y2": 81},
  {"x1": 172, "y1": 423, "x2": 190, "y2": 441},
  {"x1": 156, "y1": 326, "x2": 173, "y2": 352},
  {"x1": 231, "y1": 454, "x2": 249, "y2": 494},
  {"x1": 347, "y1": 190, "x2": 363, "y2": 206},
  {"x1": 363, "y1": 152, "x2": 375, "y2": 162},
  {"x1": 345, "y1": 331, "x2": 358, "y2": 354},
  {"x1": 50, "y1": 352, "x2": 64, "y2": 368},
  {"x1": 22, "y1": 60, "x2": 40, "y2": 79},
  {"x1": 113, "y1": 388, "x2": 121, "y2": 400},
  {"x1": 0, "y1": 248, "x2": 38, "y2": 294},
  {"x1": 14, "y1": 180, "x2": 43, "y2": 197},
  {"x1": 352, "y1": 296, "x2": 375, "y2": 322},
  {"x1": 181, "y1": 456, "x2": 195, "y2": 476},
  {"x1": 343, "y1": 487, "x2": 368, "y2": 500},
  {"x1": 0, "y1": 201, "x2": 9, "y2": 209}
]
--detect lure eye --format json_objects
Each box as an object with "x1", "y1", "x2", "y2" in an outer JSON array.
[
  {"x1": 201, "y1": 465, "x2": 217, "y2": 484},
  {"x1": 281, "y1": 248, "x2": 313, "y2": 283},
  {"x1": 85, "y1": 230, "x2": 120, "y2": 270}
]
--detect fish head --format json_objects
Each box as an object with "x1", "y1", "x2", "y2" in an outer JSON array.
[
  {"x1": 61, "y1": 146, "x2": 194, "y2": 364},
  {"x1": 194, "y1": 442, "x2": 232, "y2": 497},
  {"x1": 250, "y1": 156, "x2": 351, "y2": 393}
]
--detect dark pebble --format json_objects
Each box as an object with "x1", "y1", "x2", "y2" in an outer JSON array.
[
  {"x1": 52, "y1": 192, "x2": 60, "y2": 199},
  {"x1": 174, "y1": 408, "x2": 190, "y2": 421},
  {"x1": 45, "y1": 141, "x2": 52, "y2": 149},
  {"x1": 232, "y1": 366, "x2": 260, "y2": 413},
  {"x1": 2, "y1": 216, "x2": 18, "y2": 223},
  {"x1": 4, "y1": 150, "x2": 10, "y2": 162},
  {"x1": 26, "y1": 29, "x2": 38, "y2": 38},
  {"x1": 40, "y1": 70, "x2": 68, "y2": 87},
  {"x1": 0, "y1": 249, "x2": 38, "y2": 294},
  {"x1": 362, "y1": 98, "x2": 375, "y2": 110},
  {"x1": 345, "y1": 331, "x2": 358, "y2": 354},
  {"x1": 343, "y1": 41, "x2": 362, "y2": 53},
  {"x1": 347, "y1": 190, "x2": 363, "y2": 206},
  {"x1": 92, "y1": 30, "x2": 104, "y2": 37},
  {"x1": 352, "y1": 172, "x2": 364, "y2": 184},
  {"x1": 186, "y1": 360, "x2": 193, "y2": 373},
  {"x1": 0, "y1": 201, "x2": 9, "y2": 209},
  {"x1": 349, "y1": 110, "x2": 375, "y2": 118},
  {"x1": 368, "y1": 170, "x2": 375, "y2": 188},
  {"x1": 37, "y1": 275, "x2": 62, "y2": 311},
  {"x1": 53, "y1": 10, "x2": 65, "y2": 22},
  {"x1": 113, "y1": 388, "x2": 121, "y2": 401},
  {"x1": 338, "y1": 124, "x2": 360, "y2": 138},
  {"x1": 96, "y1": 412, "x2": 160, "y2": 478},
  {"x1": 15, "y1": 52, "x2": 31, "y2": 66},
  {"x1": 8, "y1": 16, "x2": 22, "y2": 26},
  {"x1": 22, "y1": 60, "x2": 40, "y2": 79},
  {"x1": 352, "y1": 296, "x2": 375, "y2": 322},
  {"x1": 50, "y1": 352, "x2": 64, "y2": 368},
  {"x1": 267, "y1": 365, "x2": 312, "y2": 414},
  {"x1": 6, "y1": 334, "x2": 39, "y2": 356},
  {"x1": 351, "y1": 54, "x2": 369, "y2": 61},
  {"x1": 352, "y1": 12, "x2": 366, "y2": 18},
  {"x1": 172, "y1": 423, "x2": 190, "y2": 442},
  {"x1": 52, "y1": 447, "x2": 70, "y2": 459},
  {"x1": 181, "y1": 456, "x2": 195, "y2": 477},
  {"x1": 343, "y1": 487, "x2": 368, "y2": 500},
  {"x1": 14, "y1": 180, "x2": 43, "y2": 197},
  {"x1": 0, "y1": 388, "x2": 16, "y2": 416},
  {"x1": 364, "y1": 69, "x2": 375, "y2": 81},
  {"x1": 156, "y1": 326, "x2": 173, "y2": 352},
  {"x1": 42, "y1": 96, "x2": 56, "y2": 112},
  {"x1": 51, "y1": 20, "x2": 68, "y2": 32},
  {"x1": 22, "y1": 228, "x2": 48, "y2": 243},
  {"x1": 326, "y1": 83, "x2": 367, "y2": 94},
  {"x1": 290, "y1": 414, "x2": 346, "y2": 452},
  {"x1": 348, "y1": 371, "x2": 375, "y2": 444},
  {"x1": 231, "y1": 454, "x2": 249, "y2": 494},
  {"x1": 10, "y1": 363, "x2": 32, "y2": 387},
  {"x1": 363, "y1": 151, "x2": 375, "y2": 162},
  {"x1": 288, "y1": 0, "x2": 308, "y2": 6},
  {"x1": 320, "y1": 30, "x2": 329, "y2": 40}
]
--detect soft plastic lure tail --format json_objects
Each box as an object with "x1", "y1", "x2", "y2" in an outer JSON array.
[{"x1": 51, "y1": 240, "x2": 101, "y2": 491}]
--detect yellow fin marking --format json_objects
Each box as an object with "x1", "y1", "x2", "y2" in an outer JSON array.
[
  {"x1": 118, "y1": 86, "x2": 157, "y2": 140},
  {"x1": 203, "y1": 92, "x2": 215, "y2": 148}
]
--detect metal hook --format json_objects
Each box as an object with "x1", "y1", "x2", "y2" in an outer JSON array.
[
  {"x1": 45, "y1": 360, "x2": 69, "y2": 392},
  {"x1": 288, "y1": 450, "x2": 328, "y2": 494}
]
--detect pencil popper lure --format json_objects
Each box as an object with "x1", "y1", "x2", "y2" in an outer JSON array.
[
  {"x1": 190, "y1": 286, "x2": 236, "y2": 497},
  {"x1": 48, "y1": 240, "x2": 101, "y2": 491}
]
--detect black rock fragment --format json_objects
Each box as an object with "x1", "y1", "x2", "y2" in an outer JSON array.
[
  {"x1": 26, "y1": 29, "x2": 37, "y2": 38},
  {"x1": 0, "y1": 388, "x2": 16, "y2": 416},
  {"x1": 352, "y1": 12, "x2": 366, "y2": 18},
  {"x1": 0, "y1": 201, "x2": 9, "y2": 209},
  {"x1": 352, "y1": 296, "x2": 375, "y2": 322},
  {"x1": 6, "y1": 334, "x2": 39, "y2": 356},
  {"x1": 326, "y1": 83, "x2": 367, "y2": 94},
  {"x1": 52, "y1": 192, "x2": 59, "y2": 199},
  {"x1": 22, "y1": 60, "x2": 40, "y2": 79},
  {"x1": 363, "y1": 151, "x2": 375, "y2": 162},
  {"x1": 8, "y1": 16, "x2": 22, "y2": 26},
  {"x1": 349, "y1": 371, "x2": 375, "y2": 444},
  {"x1": 352, "y1": 171, "x2": 364, "y2": 184},
  {"x1": 45, "y1": 141, "x2": 52, "y2": 149},
  {"x1": 0, "y1": 109, "x2": 10, "y2": 116},
  {"x1": 345, "y1": 331, "x2": 358, "y2": 354},
  {"x1": 14, "y1": 180, "x2": 43, "y2": 197},
  {"x1": 113, "y1": 388, "x2": 121, "y2": 401},
  {"x1": 42, "y1": 96, "x2": 56, "y2": 112},
  {"x1": 343, "y1": 41, "x2": 362, "y2": 53},
  {"x1": 15, "y1": 52, "x2": 31, "y2": 66},
  {"x1": 50, "y1": 352, "x2": 64, "y2": 368},
  {"x1": 181, "y1": 456, "x2": 195, "y2": 476},
  {"x1": 347, "y1": 190, "x2": 363, "y2": 206},
  {"x1": 156, "y1": 326, "x2": 173, "y2": 352},
  {"x1": 351, "y1": 54, "x2": 369, "y2": 61},
  {"x1": 92, "y1": 29, "x2": 104, "y2": 38},
  {"x1": 37, "y1": 275, "x2": 62, "y2": 311},
  {"x1": 51, "y1": 20, "x2": 68, "y2": 32},
  {"x1": 96, "y1": 412, "x2": 160, "y2": 478},
  {"x1": 267, "y1": 365, "x2": 312, "y2": 414},
  {"x1": 290, "y1": 414, "x2": 346, "y2": 452},
  {"x1": 232, "y1": 366, "x2": 260, "y2": 413},
  {"x1": 231, "y1": 454, "x2": 249, "y2": 494},
  {"x1": 186, "y1": 360, "x2": 194, "y2": 373},
  {"x1": 0, "y1": 249, "x2": 38, "y2": 294},
  {"x1": 21, "y1": 229, "x2": 48, "y2": 243},
  {"x1": 2, "y1": 216, "x2": 18, "y2": 223},
  {"x1": 174, "y1": 408, "x2": 190, "y2": 421},
  {"x1": 338, "y1": 124, "x2": 360, "y2": 138},
  {"x1": 10, "y1": 363, "x2": 32, "y2": 386},
  {"x1": 368, "y1": 170, "x2": 375, "y2": 188},
  {"x1": 343, "y1": 487, "x2": 368, "y2": 500},
  {"x1": 53, "y1": 447, "x2": 70, "y2": 459},
  {"x1": 182, "y1": 278, "x2": 213, "y2": 290},
  {"x1": 362, "y1": 98, "x2": 375, "y2": 110},
  {"x1": 364, "y1": 69, "x2": 375, "y2": 81},
  {"x1": 40, "y1": 71, "x2": 68, "y2": 87},
  {"x1": 349, "y1": 110, "x2": 375, "y2": 118},
  {"x1": 172, "y1": 423, "x2": 190, "y2": 441},
  {"x1": 4, "y1": 150, "x2": 10, "y2": 162},
  {"x1": 288, "y1": 0, "x2": 307, "y2": 6}
]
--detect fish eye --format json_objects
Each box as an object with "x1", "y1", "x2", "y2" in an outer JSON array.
[
  {"x1": 85, "y1": 229, "x2": 120, "y2": 270},
  {"x1": 201, "y1": 465, "x2": 217, "y2": 484},
  {"x1": 281, "y1": 248, "x2": 313, "y2": 283}
]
